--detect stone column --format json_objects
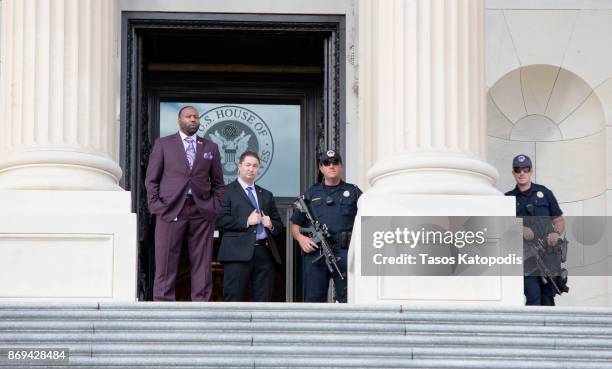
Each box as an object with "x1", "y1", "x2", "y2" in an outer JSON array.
[
  {"x1": 359, "y1": 0, "x2": 498, "y2": 195},
  {"x1": 350, "y1": 0, "x2": 521, "y2": 304},
  {"x1": 0, "y1": 0, "x2": 121, "y2": 190},
  {"x1": 0, "y1": 0, "x2": 136, "y2": 301}
]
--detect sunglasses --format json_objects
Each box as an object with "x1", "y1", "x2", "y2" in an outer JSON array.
[
  {"x1": 513, "y1": 167, "x2": 531, "y2": 174},
  {"x1": 322, "y1": 160, "x2": 340, "y2": 166}
]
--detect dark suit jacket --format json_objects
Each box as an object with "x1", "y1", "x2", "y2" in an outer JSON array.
[
  {"x1": 145, "y1": 132, "x2": 225, "y2": 222},
  {"x1": 217, "y1": 180, "x2": 284, "y2": 264}
]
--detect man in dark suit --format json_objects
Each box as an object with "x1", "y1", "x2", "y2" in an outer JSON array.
[
  {"x1": 145, "y1": 106, "x2": 224, "y2": 301},
  {"x1": 217, "y1": 151, "x2": 284, "y2": 302}
]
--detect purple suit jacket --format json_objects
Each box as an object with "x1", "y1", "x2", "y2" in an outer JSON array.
[{"x1": 145, "y1": 132, "x2": 225, "y2": 222}]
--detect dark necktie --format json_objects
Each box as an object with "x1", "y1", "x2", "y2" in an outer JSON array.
[{"x1": 246, "y1": 186, "x2": 265, "y2": 239}]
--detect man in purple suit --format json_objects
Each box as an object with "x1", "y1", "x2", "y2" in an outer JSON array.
[{"x1": 145, "y1": 106, "x2": 225, "y2": 301}]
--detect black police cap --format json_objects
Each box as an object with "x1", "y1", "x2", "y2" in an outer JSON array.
[
  {"x1": 319, "y1": 150, "x2": 342, "y2": 164},
  {"x1": 512, "y1": 154, "x2": 532, "y2": 168}
]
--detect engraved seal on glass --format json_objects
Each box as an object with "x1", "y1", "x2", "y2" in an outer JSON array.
[{"x1": 200, "y1": 105, "x2": 274, "y2": 184}]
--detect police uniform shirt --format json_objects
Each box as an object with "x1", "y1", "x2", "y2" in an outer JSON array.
[
  {"x1": 505, "y1": 183, "x2": 563, "y2": 217},
  {"x1": 291, "y1": 181, "x2": 362, "y2": 235}
]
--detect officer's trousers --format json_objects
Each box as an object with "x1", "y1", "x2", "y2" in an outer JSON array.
[
  {"x1": 524, "y1": 276, "x2": 556, "y2": 306},
  {"x1": 302, "y1": 247, "x2": 347, "y2": 302}
]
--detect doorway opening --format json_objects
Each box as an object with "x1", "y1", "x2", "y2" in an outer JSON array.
[{"x1": 121, "y1": 12, "x2": 345, "y2": 301}]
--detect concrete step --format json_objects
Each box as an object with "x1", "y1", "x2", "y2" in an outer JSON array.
[
  {"x1": 2, "y1": 321, "x2": 612, "y2": 338},
  {"x1": 2, "y1": 309, "x2": 612, "y2": 327},
  {"x1": 3, "y1": 343, "x2": 612, "y2": 360},
  {"x1": 2, "y1": 332, "x2": 612, "y2": 349},
  {"x1": 3, "y1": 356, "x2": 612, "y2": 369}
]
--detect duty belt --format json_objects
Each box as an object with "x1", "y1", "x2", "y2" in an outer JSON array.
[{"x1": 330, "y1": 231, "x2": 352, "y2": 249}]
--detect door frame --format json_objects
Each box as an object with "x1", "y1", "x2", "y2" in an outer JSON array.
[{"x1": 120, "y1": 11, "x2": 346, "y2": 300}]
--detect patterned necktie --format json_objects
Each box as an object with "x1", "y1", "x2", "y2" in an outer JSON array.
[
  {"x1": 185, "y1": 137, "x2": 195, "y2": 170},
  {"x1": 246, "y1": 186, "x2": 266, "y2": 239}
]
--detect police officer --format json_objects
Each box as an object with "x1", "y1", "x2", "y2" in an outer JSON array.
[
  {"x1": 291, "y1": 150, "x2": 362, "y2": 303},
  {"x1": 505, "y1": 154, "x2": 565, "y2": 306}
]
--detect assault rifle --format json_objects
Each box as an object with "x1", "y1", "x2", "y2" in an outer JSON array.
[
  {"x1": 524, "y1": 238, "x2": 566, "y2": 295},
  {"x1": 523, "y1": 204, "x2": 569, "y2": 295},
  {"x1": 293, "y1": 196, "x2": 344, "y2": 280}
]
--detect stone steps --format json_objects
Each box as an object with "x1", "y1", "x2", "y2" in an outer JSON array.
[{"x1": 0, "y1": 302, "x2": 610, "y2": 368}]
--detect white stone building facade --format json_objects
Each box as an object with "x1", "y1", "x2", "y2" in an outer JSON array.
[{"x1": 0, "y1": 0, "x2": 610, "y2": 306}]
